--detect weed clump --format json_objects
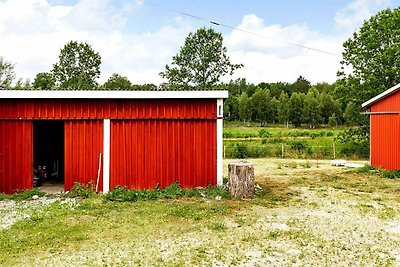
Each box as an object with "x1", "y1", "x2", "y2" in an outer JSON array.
[
  {"x1": 104, "y1": 182, "x2": 230, "y2": 202},
  {"x1": 65, "y1": 181, "x2": 96, "y2": 198},
  {"x1": 10, "y1": 188, "x2": 46, "y2": 200}
]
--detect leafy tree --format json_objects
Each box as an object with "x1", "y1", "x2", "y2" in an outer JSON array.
[
  {"x1": 343, "y1": 101, "x2": 360, "y2": 126},
  {"x1": 226, "y1": 78, "x2": 248, "y2": 96},
  {"x1": 328, "y1": 114, "x2": 338, "y2": 128},
  {"x1": 318, "y1": 93, "x2": 338, "y2": 124},
  {"x1": 250, "y1": 89, "x2": 270, "y2": 125},
  {"x1": 238, "y1": 93, "x2": 251, "y2": 122},
  {"x1": 312, "y1": 82, "x2": 334, "y2": 94},
  {"x1": 160, "y1": 27, "x2": 242, "y2": 90},
  {"x1": 0, "y1": 57, "x2": 15, "y2": 89},
  {"x1": 278, "y1": 91, "x2": 290, "y2": 127},
  {"x1": 224, "y1": 95, "x2": 239, "y2": 121},
  {"x1": 288, "y1": 92, "x2": 304, "y2": 127},
  {"x1": 291, "y1": 75, "x2": 311, "y2": 94},
  {"x1": 52, "y1": 41, "x2": 101, "y2": 90},
  {"x1": 269, "y1": 82, "x2": 290, "y2": 98},
  {"x1": 103, "y1": 73, "x2": 132, "y2": 90},
  {"x1": 269, "y1": 97, "x2": 279, "y2": 124},
  {"x1": 13, "y1": 79, "x2": 31, "y2": 90},
  {"x1": 32, "y1": 72, "x2": 55, "y2": 90},
  {"x1": 302, "y1": 89, "x2": 321, "y2": 128},
  {"x1": 339, "y1": 7, "x2": 400, "y2": 111},
  {"x1": 244, "y1": 83, "x2": 258, "y2": 97}
]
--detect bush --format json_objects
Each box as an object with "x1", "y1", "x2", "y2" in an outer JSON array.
[
  {"x1": 223, "y1": 132, "x2": 233, "y2": 138},
  {"x1": 339, "y1": 141, "x2": 369, "y2": 158},
  {"x1": 380, "y1": 170, "x2": 400, "y2": 179},
  {"x1": 258, "y1": 129, "x2": 272, "y2": 138},
  {"x1": 0, "y1": 194, "x2": 5, "y2": 201},
  {"x1": 326, "y1": 131, "x2": 334, "y2": 137},
  {"x1": 289, "y1": 141, "x2": 308, "y2": 153},
  {"x1": 235, "y1": 143, "x2": 249, "y2": 158}
]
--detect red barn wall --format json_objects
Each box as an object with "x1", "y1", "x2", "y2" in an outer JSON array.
[
  {"x1": 370, "y1": 114, "x2": 400, "y2": 169},
  {"x1": 0, "y1": 98, "x2": 218, "y2": 193},
  {"x1": 0, "y1": 99, "x2": 216, "y2": 120},
  {"x1": 369, "y1": 90, "x2": 400, "y2": 170},
  {"x1": 110, "y1": 119, "x2": 216, "y2": 190},
  {"x1": 64, "y1": 120, "x2": 104, "y2": 191},
  {"x1": 0, "y1": 121, "x2": 33, "y2": 194},
  {"x1": 370, "y1": 90, "x2": 400, "y2": 112}
]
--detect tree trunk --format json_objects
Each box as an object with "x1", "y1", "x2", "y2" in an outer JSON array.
[{"x1": 228, "y1": 162, "x2": 255, "y2": 198}]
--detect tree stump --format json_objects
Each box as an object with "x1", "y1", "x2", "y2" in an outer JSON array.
[{"x1": 228, "y1": 161, "x2": 255, "y2": 198}]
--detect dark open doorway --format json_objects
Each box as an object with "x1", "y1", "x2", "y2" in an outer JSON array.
[{"x1": 33, "y1": 121, "x2": 64, "y2": 189}]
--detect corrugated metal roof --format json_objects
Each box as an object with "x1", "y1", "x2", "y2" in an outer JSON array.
[
  {"x1": 0, "y1": 90, "x2": 228, "y2": 99},
  {"x1": 362, "y1": 82, "x2": 400, "y2": 108}
]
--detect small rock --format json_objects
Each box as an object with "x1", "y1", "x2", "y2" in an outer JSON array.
[
  {"x1": 272, "y1": 252, "x2": 283, "y2": 257},
  {"x1": 200, "y1": 193, "x2": 206, "y2": 198},
  {"x1": 32, "y1": 195, "x2": 39, "y2": 200},
  {"x1": 215, "y1": 195, "x2": 222, "y2": 200},
  {"x1": 255, "y1": 184, "x2": 262, "y2": 190}
]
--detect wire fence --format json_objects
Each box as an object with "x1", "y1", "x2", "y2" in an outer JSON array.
[{"x1": 223, "y1": 142, "x2": 369, "y2": 160}]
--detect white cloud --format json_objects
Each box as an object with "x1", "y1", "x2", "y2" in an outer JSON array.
[
  {"x1": 1, "y1": 0, "x2": 388, "y2": 86},
  {"x1": 0, "y1": 0, "x2": 191, "y2": 84},
  {"x1": 334, "y1": 0, "x2": 391, "y2": 32},
  {"x1": 226, "y1": 14, "x2": 343, "y2": 84}
]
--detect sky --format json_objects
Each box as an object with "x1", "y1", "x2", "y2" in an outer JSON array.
[{"x1": 0, "y1": 0, "x2": 399, "y2": 86}]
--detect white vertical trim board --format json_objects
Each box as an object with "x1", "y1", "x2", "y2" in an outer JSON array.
[
  {"x1": 103, "y1": 119, "x2": 111, "y2": 193},
  {"x1": 216, "y1": 99, "x2": 224, "y2": 185}
]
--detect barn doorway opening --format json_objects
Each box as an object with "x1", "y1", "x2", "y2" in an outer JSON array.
[{"x1": 33, "y1": 120, "x2": 64, "y2": 191}]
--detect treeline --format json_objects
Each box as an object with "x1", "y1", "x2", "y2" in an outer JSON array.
[{"x1": 220, "y1": 77, "x2": 361, "y2": 127}]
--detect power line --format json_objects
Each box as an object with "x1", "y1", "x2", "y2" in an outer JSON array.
[{"x1": 135, "y1": 0, "x2": 341, "y2": 57}]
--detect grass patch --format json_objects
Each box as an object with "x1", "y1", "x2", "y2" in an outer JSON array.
[
  {"x1": 9, "y1": 188, "x2": 46, "y2": 201},
  {"x1": 0, "y1": 197, "x2": 238, "y2": 265}
]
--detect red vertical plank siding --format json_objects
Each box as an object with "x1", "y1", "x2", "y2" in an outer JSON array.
[
  {"x1": 0, "y1": 121, "x2": 33, "y2": 194},
  {"x1": 0, "y1": 97, "x2": 219, "y2": 192},
  {"x1": 64, "y1": 120, "x2": 103, "y2": 191},
  {"x1": 0, "y1": 99, "x2": 217, "y2": 120},
  {"x1": 370, "y1": 90, "x2": 400, "y2": 112},
  {"x1": 110, "y1": 119, "x2": 217, "y2": 190},
  {"x1": 370, "y1": 114, "x2": 400, "y2": 170}
]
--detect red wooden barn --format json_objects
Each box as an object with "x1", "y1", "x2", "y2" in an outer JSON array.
[
  {"x1": 0, "y1": 90, "x2": 227, "y2": 194},
  {"x1": 362, "y1": 82, "x2": 400, "y2": 170}
]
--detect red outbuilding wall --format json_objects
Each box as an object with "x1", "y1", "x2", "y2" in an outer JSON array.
[
  {"x1": 64, "y1": 120, "x2": 104, "y2": 191},
  {"x1": 368, "y1": 89, "x2": 400, "y2": 170},
  {"x1": 110, "y1": 119, "x2": 216, "y2": 190},
  {"x1": 0, "y1": 121, "x2": 33, "y2": 194},
  {"x1": 0, "y1": 95, "x2": 222, "y2": 194}
]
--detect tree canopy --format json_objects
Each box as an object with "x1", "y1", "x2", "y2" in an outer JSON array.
[
  {"x1": 0, "y1": 57, "x2": 15, "y2": 89},
  {"x1": 338, "y1": 7, "x2": 400, "y2": 109},
  {"x1": 103, "y1": 73, "x2": 132, "y2": 90},
  {"x1": 160, "y1": 27, "x2": 242, "y2": 90},
  {"x1": 32, "y1": 72, "x2": 55, "y2": 90},
  {"x1": 52, "y1": 41, "x2": 101, "y2": 90}
]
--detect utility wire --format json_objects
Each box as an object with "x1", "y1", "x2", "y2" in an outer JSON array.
[{"x1": 135, "y1": 0, "x2": 341, "y2": 57}]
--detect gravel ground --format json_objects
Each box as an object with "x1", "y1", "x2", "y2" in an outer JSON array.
[
  {"x1": 0, "y1": 197, "x2": 75, "y2": 230},
  {"x1": 3, "y1": 185, "x2": 400, "y2": 266},
  {"x1": 1, "y1": 159, "x2": 400, "y2": 266}
]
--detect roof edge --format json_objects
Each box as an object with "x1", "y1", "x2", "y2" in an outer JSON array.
[
  {"x1": 362, "y1": 82, "x2": 400, "y2": 108},
  {"x1": 0, "y1": 90, "x2": 229, "y2": 99}
]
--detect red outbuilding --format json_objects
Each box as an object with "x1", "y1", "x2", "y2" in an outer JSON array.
[
  {"x1": 362, "y1": 82, "x2": 400, "y2": 170},
  {"x1": 0, "y1": 90, "x2": 227, "y2": 194}
]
